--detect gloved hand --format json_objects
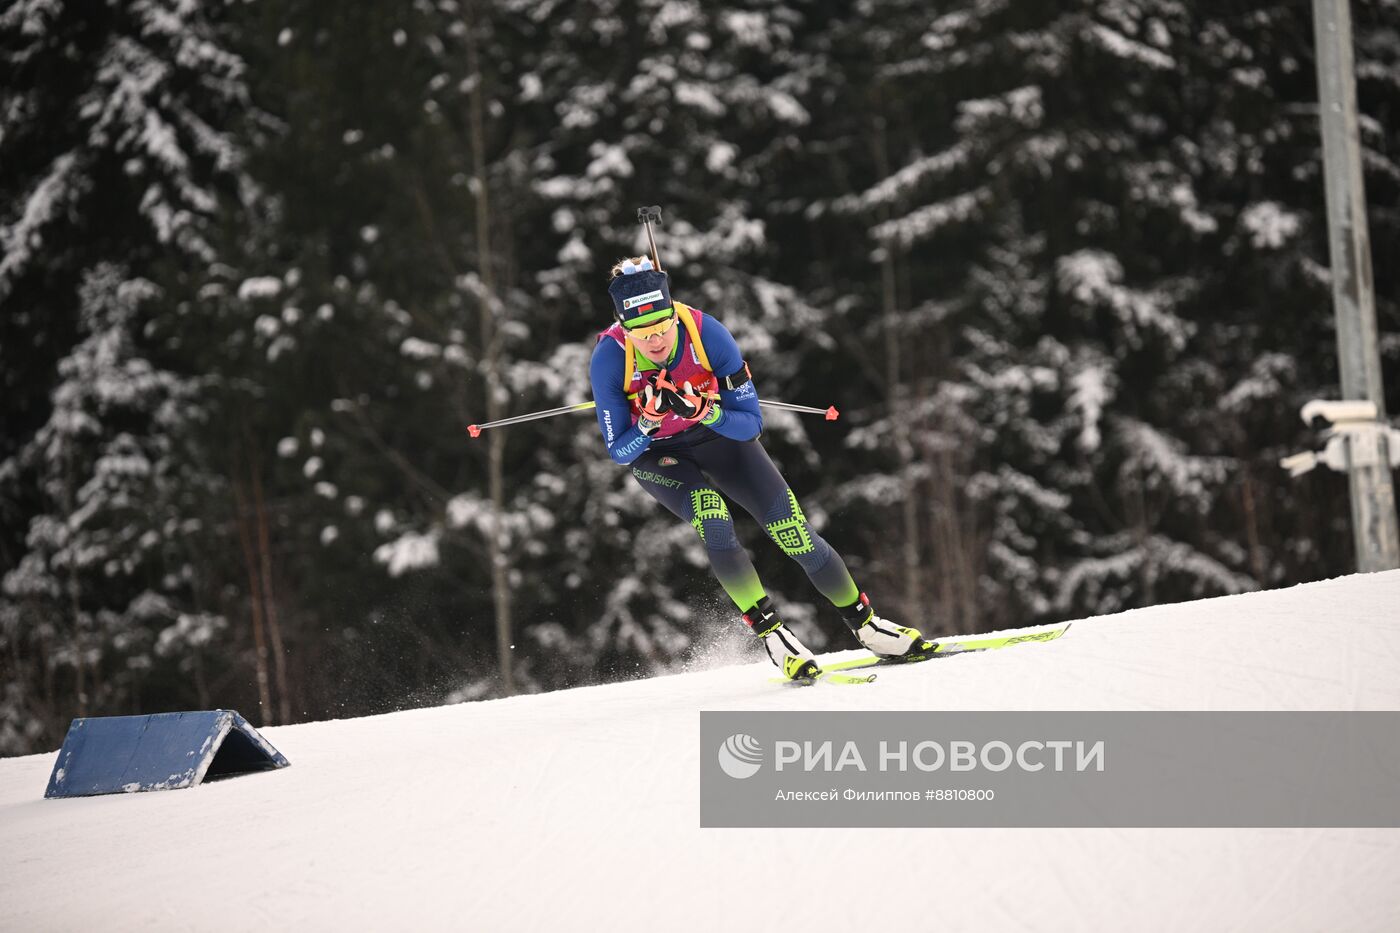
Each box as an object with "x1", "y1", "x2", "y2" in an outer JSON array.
[
  {"x1": 668, "y1": 380, "x2": 713, "y2": 423},
  {"x1": 648, "y1": 371, "x2": 712, "y2": 423},
  {"x1": 637, "y1": 383, "x2": 667, "y2": 435}
]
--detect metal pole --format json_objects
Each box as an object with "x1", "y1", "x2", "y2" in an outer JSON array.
[
  {"x1": 468, "y1": 398, "x2": 839, "y2": 437},
  {"x1": 1311, "y1": 0, "x2": 1400, "y2": 571},
  {"x1": 758, "y1": 400, "x2": 841, "y2": 420},
  {"x1": 468, "y1": 401, "x2": 597, "y2": 436}
]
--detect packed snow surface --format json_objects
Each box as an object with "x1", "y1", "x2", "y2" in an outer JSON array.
[{"x1": 2, "y1": 572, "x2": 1399, "y2": 932}]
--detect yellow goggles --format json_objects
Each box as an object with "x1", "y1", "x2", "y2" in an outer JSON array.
[{"x1": 624, "y1": 311, "x2": 678, "y2": 341}]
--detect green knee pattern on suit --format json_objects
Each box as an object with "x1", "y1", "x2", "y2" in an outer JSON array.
[
  {"x1": 690, "y1": 488, "x2": 729, "y2": 543},
  {"x1": 765, "y1": 489, "x2": 815, "y2": 556}
]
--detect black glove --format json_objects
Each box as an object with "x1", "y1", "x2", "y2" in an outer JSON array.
[{"x1": 648, "y1": 371, "x2": 711, "y2": 422}]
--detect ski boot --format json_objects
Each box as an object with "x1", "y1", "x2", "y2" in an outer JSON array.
[
  {"x1": 841, "y1": 592, "x2": 922, "y2": 658},
  {"x1": 744, "y1": 596, "x2": 820, "y2": 680}
]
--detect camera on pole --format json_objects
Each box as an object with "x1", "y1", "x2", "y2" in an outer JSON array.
[{"x1": 1279, "y1": 399, "x2": 1400, "y2": 478}]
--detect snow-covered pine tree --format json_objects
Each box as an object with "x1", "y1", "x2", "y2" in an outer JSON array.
[
  {"x1": 1174, "y1": 1, "x2": 1400, "y2": 588},
  {"x1": 1, "y1": 0, "x2": 245, "y2": 485},
  {"x1": 804, "y1": 2, "x2": 1360, "y2": 631},
  {"x1": 812, "y1": 1, "x2": 1400, "y2": 630},
  {"x1": 0, "y1": 266, "x2": 220, "y2": 752},
  {"x1": 0, "y1": 0, "x2": 249, "y2": 298},
  {"x1": 209, "y1": 0, "x2": 553, "y2": 703},
  {"x1": 0, "y1": 0, "x2": 250, "y2": 751}
]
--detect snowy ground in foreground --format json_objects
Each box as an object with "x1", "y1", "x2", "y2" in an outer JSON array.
[{"x1": 2, "y1": 572, "x2": 1399, "y2": 933}]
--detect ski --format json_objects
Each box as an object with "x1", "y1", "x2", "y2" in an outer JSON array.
[
  {"x1": 822, "y1": 623, "x2": 1072, "y2": 673},
  {"x1": 769, "y1": 670, "x2": 879, "y2": 687},
  {"x1": 765, "y1": 624, "x2": 1069, "y2": 685}
]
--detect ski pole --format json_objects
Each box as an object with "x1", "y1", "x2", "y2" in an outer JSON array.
[
  {"x1": 467, "y1": 401, "x2": 597, "y2": 437},
  {"x1": 757, "y1": 400, "x2": 841, "y2": 420},
  {"x1": 467, "y1": 397, "x2": 839, "y2": 437}
]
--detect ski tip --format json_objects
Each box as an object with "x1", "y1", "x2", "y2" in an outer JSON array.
[
  {"x1": 768, "y1": 671, "x2": 876, "y2": 686},
  {"x1": 821, "y1": 671, "x2": 878, "y2": 685},
  {"x1": 467, "y1": 424, "x2": 481, "y2": 438},
  {"x1": 825, "y1": 406, "x2": 840, "y2": 421}
]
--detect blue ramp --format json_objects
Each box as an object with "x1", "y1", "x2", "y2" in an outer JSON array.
[{"x1": 45, "y1": 709, "x2": 289, "y2": 799}]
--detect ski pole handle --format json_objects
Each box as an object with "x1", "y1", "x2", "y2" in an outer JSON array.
[{"x1": 638, "y1": 205, "x2": 663, "y2": 272}]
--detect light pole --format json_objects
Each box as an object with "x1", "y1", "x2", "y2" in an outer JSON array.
[{"x1": 1309, "y1": 0, "x2": 1400, "y2": 571}]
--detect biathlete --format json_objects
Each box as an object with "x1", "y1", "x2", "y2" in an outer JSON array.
[{"x1": 589, "y1": 256, "x2": 922, "y2": 679}]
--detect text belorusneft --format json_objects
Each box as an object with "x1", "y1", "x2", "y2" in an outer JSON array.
[{"x1": 773, "y1": 739, "x2": 1105, "y2": 773}]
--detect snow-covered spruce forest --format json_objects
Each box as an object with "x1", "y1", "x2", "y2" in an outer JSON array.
[{"x1": 2, "y1": 1, "x2": 1398, "y2": 756}]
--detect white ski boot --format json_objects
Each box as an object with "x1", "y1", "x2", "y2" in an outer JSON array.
[
  {"x1": 744, "y1": 597, "x2": 819, "y2": 680},
  {"x1": 841, "y1": 592, "x2": 922, "y2": 658}
]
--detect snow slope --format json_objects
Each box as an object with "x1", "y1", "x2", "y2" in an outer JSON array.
[{"x1": 3, "y1": 571, "x2": 1399, "y2": 933}]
